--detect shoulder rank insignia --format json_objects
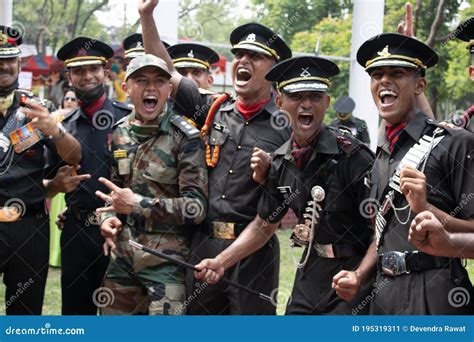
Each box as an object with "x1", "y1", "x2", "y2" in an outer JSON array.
[
  {"x1": 170, "y1": 115, "x2": 200, "y2": 138},
  {"x1": 113, "y1": 101, "x2": 134, "y2": 112}
]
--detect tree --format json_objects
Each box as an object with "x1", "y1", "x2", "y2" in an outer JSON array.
[
  {"x1": 13, "y1": 0, "x2": 110, "y2": 55},
  {"x1": 250, "y1": 0, "x2": 352, "y2": 43},
  {"x1": 384, "y1": 0, "x2": 467, "y2": 117},
  {"x1": 291, "y1": 16, "x2": 352, "y2": 123}
]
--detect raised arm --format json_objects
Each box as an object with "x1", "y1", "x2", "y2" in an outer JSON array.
[{"x1": 138, "y1": 0, "x2": 183, "y2": 96}]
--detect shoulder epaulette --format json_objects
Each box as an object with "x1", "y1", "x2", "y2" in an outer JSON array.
[
  {"x1": 199, "y1": 88, "x2": 216, "y2": 95},
  {"x1": 113, "y1": 115, "x2": 129, "y2": 128},
  {"x1": 112, "y1": 101, "x2": 134, "y2": 112},
  {"x1": 170, "y1": 115, "x2": 200, "y2": 138},
  {"x1": 331, "y1": 126, "x2": 371, "y2": 156}
]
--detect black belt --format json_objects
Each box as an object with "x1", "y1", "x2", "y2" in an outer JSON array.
[
  {"x1": 313, "y1": 242, "x2": 366, "y2": 258},
  {"x1": 68, "y1": 206, "x2": 100, "y2": 226},
  {"x1": 378, "y1": 251, "x2": 451, "y2": 276}
]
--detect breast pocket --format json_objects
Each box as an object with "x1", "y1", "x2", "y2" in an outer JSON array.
[
  {"x1": 209, "y1": 128, "x2": 230, "y2": 146},
  {"x1": 144, "y1": 161, "x2": 178, "y2": 185}
]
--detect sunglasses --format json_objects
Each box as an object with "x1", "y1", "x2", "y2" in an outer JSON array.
[{"x1": 64, "y1": 97, "x2": 77, "y2": 102}]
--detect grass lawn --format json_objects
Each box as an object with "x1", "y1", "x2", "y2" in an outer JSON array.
[{"x1": 0, "y1": 228, "x2": 472, "y2": 315}]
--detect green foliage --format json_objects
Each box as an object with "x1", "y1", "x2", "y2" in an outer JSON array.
[
  {"x1": 13, "y1": 0, "x2": 110, "y2": 55},
  {"x1": 291, "y1": 16, "x2": 352, "y2": 122},
  {"x1": 251, "y1": 0, "x2": 352, "y2": 43}
]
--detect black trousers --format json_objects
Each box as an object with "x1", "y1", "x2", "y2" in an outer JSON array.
[
  {"x1": 286, "y1": 249, "x2": 372, "y2": 315},
  {"x1": 61, "y1": 211, "x2": 109, "y2": 315},
  {"x1": 186, "y1": 230, "x2": 279, "y2": 315},
  {"x1": 0, "y1": 212, "x2": 49, "y2": 315}
]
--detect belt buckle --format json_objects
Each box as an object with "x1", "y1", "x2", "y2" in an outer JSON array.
[
  {"x1": 212, "y1": 222, "x2": 235, "y2": 240},
  {"x1": 381, "y1": 251, "x2": 409, "y2": 276},
  {"x1": 313, "y1": 243, "x2": 335, "y2": 258}
]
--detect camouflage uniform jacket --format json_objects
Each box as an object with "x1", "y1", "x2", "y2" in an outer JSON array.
[{"x1": 104, "y1": 107, "x2": 208, "y2": 235}]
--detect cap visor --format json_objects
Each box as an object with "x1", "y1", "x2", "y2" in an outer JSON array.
[
  {"x1": 282, "y1": 82, "x2": 328, "y2": 93},
  {"x1": 231, "y1": 43, "x2": 274, "y2": 58}
]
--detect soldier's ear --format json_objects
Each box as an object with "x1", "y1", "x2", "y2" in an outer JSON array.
[
  {"x1": 469, "y1": 66, "x2": 474, "y2": 81},
  {"x1": 324, "y1": 94, "x2": 331, "y2": 109},
  {"x1": 275, "y1": 94, "x2": 283, "y2": 108},
  {"x1": 207, "y1": 73, "x2": 214, "y2": 88},
  {"x1": 122, "y1": 82, "x2": 128, "y2": 95},
  {"x1": 414, "y1": 77, "x2": 426, "y2": 95}
]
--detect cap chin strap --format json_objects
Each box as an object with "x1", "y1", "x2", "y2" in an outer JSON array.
[
  {"x1": 0, "y1": 78, "x2": 18, "y2": 97},
  {"x1": 74, "y1": 84, "x2": 105, "y2": 105},
  {"x1": 336, "y1": 112, "x2": 352, "y2": 121}
]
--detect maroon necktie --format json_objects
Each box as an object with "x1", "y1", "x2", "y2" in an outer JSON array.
[
  {"x1": 385, "y1": 122, "x2": 408, "y2": 152},
  {"x1": 291, "y1": 134, "x2": 320, "y2": 170}
]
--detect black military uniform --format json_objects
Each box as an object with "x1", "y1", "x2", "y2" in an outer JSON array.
[
  {"x1": 0, "y1": 26, "x2": 55, "y2": 314},
  {"x1": 453, "y1": 17, "x2": 473, "y2": 132},
  {"x1": 330, "y1": 96, "x2": 370, "y2": 144},
  {"x1": 53, "y1": 38, "x2": 132, "y2": 315},
  {"x1": 168, "y1": 43, "x2": 219, "y2": 96},
  {"x1": 176, "y1": 23, "x2": 292, "y2": 314},
  {"x1": 257, "y1": 56, "x2": 375, "y2": 315},
  {"x1": 168, "y1": 43, "x2": 219, "y2": 73},
  {"x1": 357, "y1": 33, "x2": 474, "y2": 314}
]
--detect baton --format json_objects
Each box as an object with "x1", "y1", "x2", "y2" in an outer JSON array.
[{"x1": 128, "y1": 240, "x2": 273, "y2": 302}]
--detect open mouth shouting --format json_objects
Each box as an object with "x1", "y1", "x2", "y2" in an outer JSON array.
[
  {"x1": 378, "y1": 89, "x2": 398, "y2": 110},
  {"x1": 297, "y1": 112, "x2": 315, "y2": 130},
  {"x1": 235, "y1": 66, "x2": 252, "y2": 87},
  {"x1": 143, "y1": 94, "x2": 158, "y2": 114}
]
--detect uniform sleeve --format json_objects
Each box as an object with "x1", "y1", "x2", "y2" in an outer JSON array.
[
  {"x1": 43, "y1": 139, "x2": 63, "y2": 179},
  {"x1": 133, "y1": 136, "x2": 209, "y2": 225},
  {"x1": 173, "y1": 77, "x2": 211, "y2": 128},
  {"x1": 257, "y1": 162, "x2": 289, "y2": 223},
  {"x1": 444, "y1": 130, "x2": 474, "y2": 219},
  {"x1": 347, "y1": 146, "x2": 375, "y2": 207},
  {"x1": 358, "y1": 120, "x2": 371, "y2": 145},
  {"x1": 100, "y1": 130, "x2": 124, "y2": 223}
]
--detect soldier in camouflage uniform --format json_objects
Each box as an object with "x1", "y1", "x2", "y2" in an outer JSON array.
[{"x1": 95, "y1": 54, "x2": 208, "y2": 315}]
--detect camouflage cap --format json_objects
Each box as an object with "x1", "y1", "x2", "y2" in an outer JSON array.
[{"x1": 125, "y1": 54, "x2": 171, "y2": 81}]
